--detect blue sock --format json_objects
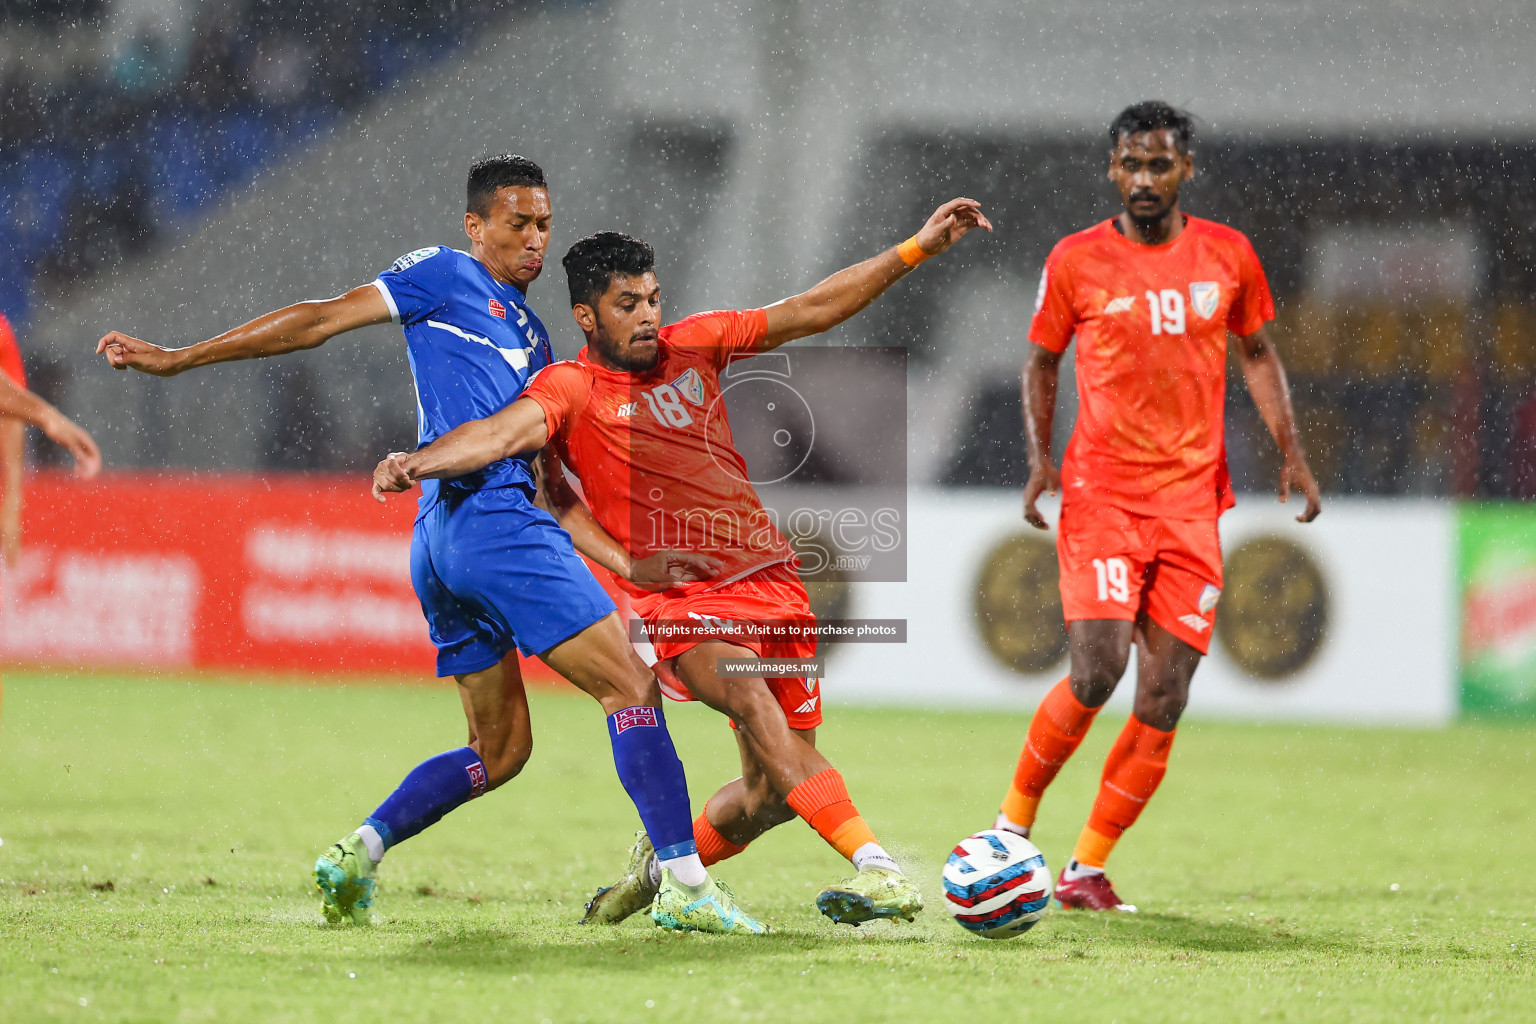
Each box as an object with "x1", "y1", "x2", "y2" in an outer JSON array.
[
  {"x1": 607, "y1": 706, "x2": 697, "y2": 862},
  {"x1": 361, "y1": 746, "x2": 488, "y2": 855}
]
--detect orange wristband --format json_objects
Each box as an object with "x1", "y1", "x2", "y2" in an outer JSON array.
[{"x1": 896, "y1": 236, "x2": 931, "y2": 267}]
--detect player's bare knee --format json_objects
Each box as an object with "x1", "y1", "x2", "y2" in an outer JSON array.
[
  {"x1": 1134, "y1": 676, "x2": 1189, "y2": 730},
  {"x1": 1070, "y1": 658, "x2": 1124, "y2": 707},
  {"x1": 1134, "y1": 699, "x2": 1185, "y2": 732},
  {"x1": 601, "y1": 658, "x2": 663, "y2": 713},
  {"x1": 479, "y1": 734, "x2": 533, "y2": 790}
]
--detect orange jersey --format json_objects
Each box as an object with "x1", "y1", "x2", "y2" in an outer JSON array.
[
  {"x1": 1030, "y1": 216, "x2": 1274, "y2": 519},
  {"x1": 523, "y1": 309, "x2": 795, "y2": 591},
  {"x1": 0, "y1": 313, "x2": 26, "y2": 388}
]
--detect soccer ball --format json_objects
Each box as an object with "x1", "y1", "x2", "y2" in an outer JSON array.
[{"x1": 942, "y1": 830, "x2": 1053, "y2": 938}]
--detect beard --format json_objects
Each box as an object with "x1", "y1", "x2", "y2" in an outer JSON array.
[
  {"x1": 1126, "y1": 192, "x2": 1174, "y2": 227},
  {"x1": 601, "y1": 330, "x2": 660, "y2": 372}
]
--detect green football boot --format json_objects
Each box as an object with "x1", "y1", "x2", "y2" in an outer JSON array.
[
  {"x1": 580, "y1": 831, "x2": 659, "y2": 925},
  {"x1": 314, "y1": 832, "x2": 377, "y2": 926},
  {"x1": 815, "y1": 866, "x2": 923, "y2": 926},
  {"x1": 650, "y1": 869, "x2": 767, "y2": 935}
]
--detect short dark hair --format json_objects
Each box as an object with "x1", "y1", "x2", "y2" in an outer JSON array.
[
  {"x1": 562, "y1": 231, "x2": 656, "y2": 308},
  {"x1": 466, "y1": 154, "x2": 547, "y2": 216},
  {"x1": 1109, "y1": 101, "x2": 1195, "y2": 153}
]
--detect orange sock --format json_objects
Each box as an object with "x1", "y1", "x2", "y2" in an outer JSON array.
[
  {"x1": 1072, "y1": 716, "x2": 1176, "y2": 868},
  {"x1": 786, "y1": 768, "x2": 879, "y2": 863},
  {"x1": 692, "y1": 805, "x2": 748, "y2": 867},
  {"x1": 1000, "y1": 677, "x2": 1100, "y2": 829}
]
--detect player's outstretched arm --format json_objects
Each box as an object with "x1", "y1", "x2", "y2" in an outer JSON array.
[
  {"x1": 371, "y1": 397, "x2": 552, "y2": 501},
  {"x1": 0, "y1": 414, "x2": 23, "y2": 566},
  {"x1": 1022, "y1": 345, "x2": 1062, "y2": 530},
  {"x1": 538, "y1": 450, "x2": 722, "y2": 591},
  {"x1": 97, "y1": 284, "x2": 393, "y2": 377},
  {"x1": 1237, "y1": 326, "x2": 1321, "y2": 522},
  {"x1": 759, "y1": 197, "x2": 992, "y2": 350},
  {"x1": 0, "y1": 373, "x2": 101, "y2": 479}
]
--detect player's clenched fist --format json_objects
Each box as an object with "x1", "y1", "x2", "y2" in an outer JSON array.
[
  {"x1": 96, "y1": 332, "x2": 186, "y2": 376},
  {"x1": 371, "y1": 453, "x2": 414, "y2": 502}
]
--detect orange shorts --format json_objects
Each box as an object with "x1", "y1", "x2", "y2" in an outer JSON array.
[
  {"x1": 632, "y1": 562, "x2": 822, "y2": 729},
  {"x1": 1057, "y1": 498, "x2": 1223, "y2": 654}
]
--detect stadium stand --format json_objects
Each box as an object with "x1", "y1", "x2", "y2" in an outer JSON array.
[{"x1": 0, "y1": 0, "x2": 531, "y2": 326}]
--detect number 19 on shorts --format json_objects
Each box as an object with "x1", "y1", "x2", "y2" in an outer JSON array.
[{"x1": 1092, "y1": 557, "x2": 1131, "y2": 604}]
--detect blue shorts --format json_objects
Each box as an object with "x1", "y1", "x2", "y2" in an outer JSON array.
[{"x1": 410, "y1": 485, "x2": 616, "y2": 677}]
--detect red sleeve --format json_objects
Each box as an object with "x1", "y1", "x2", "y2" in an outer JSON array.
[
  {"x1": 665, "y1": 309, "x2": 768, "y2": 368},
  {"x1": 522, "y1": 361, "x2": 592, "y2": 441},
  {"x1": 1027, "y1": 245, "x2": 1077, "y2": 353},
  {"x1": 1227, "y1": 236, "x2": 1275, "y2": 337},
  {"x1": 0, "y1": 314, "x2": 26, "y2": 388}
]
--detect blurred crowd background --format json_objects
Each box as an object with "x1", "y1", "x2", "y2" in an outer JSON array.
[
  {"x1": 0, "y1": 0, "x2": 522, "y2": 321},
  {"x1": 4, "y1": 0, "x2": 1535, "y2": 500}
]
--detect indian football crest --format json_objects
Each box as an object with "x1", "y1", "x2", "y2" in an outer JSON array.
[
  {"x1": 671, "y1": 367, "x2": 706, "y2": 406},
  {"x1": 1198, "y1": 583, "x2": 1222, "y2": 614},
  {"x1": 1189, "y1": 282, "x2": 1220, "y2": 319}
]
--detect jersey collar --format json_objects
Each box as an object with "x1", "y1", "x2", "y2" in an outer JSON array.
[{"x1": 1106, "y1": 214, "x2": 1196, "y2": 252}]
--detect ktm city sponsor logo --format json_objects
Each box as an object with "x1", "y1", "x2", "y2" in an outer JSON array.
[
  {"x1": 612, "y1": 706, "x2": 660, "y2": 733},
  {"x1": 466, "y1": 761, "x2": 489, "y2": 797},
  {"x1": 488, "y1": 298, "x2": 507, "y2": 319}
]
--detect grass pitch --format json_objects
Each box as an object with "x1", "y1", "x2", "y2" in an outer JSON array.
[{"x1": 2, "y1": 671, "x2": 1532, "y2": 1023}]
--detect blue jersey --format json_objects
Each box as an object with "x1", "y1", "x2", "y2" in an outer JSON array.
[{"x1": 373, "y1": 246, "x2": 554, "y2": 508}]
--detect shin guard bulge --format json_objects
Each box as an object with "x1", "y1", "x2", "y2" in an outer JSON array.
[
  {"x1": 1073, "y1": 716, "x2": 1176, "y2": 868},
  {"x1": 1000, "y1": 677, "x2": 1101, "y2": 829}
]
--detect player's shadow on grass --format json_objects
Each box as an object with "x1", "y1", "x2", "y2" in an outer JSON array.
[
  {"x1": 389, "y1": 923, "x2": 933, "y2": 973},
  {"x1": 384, "y1": 917, "x2": 1358, "y2": 969},
  {"x1": 1058, "y1": 911, "x2": 1355, "y2": 957}
]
